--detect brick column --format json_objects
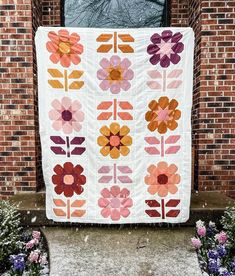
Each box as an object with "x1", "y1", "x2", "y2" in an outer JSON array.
[{"x1": 0, "y1": 0, "x2": 41, "y2": 198}]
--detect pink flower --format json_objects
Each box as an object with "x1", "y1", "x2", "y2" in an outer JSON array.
[
  {"x1": 28, "y1": 250, "x2": 40, "y2": 263},
  {"x1": 98, "y1": 185, "x2": 133, "y2": 221},
  {"x1": 191, "y1": 237, "x2": 202, "y2": 249},
  {"x1": 197, "y1": 226, "x2": 206, "y2": 237},
  {"x1": 196, "y1": 220, "x2": 204, "y2": 228},
  {"x1": 39, "y1": 255, "x2": 48, "y2": 265},
  {"x1": 49, "y1": 97, "x2": 84, "y2": 134},
  {"x1": 215, "y1": 231, "x2": 228, "y2": 244},
  {"x1": 26, "y1": 239, "x2": 36, "y2": 249},
  {"x1": 97, "y1": 55, "x2": 134, "y2": 94},
  {"x1": 32, "y1": 231, "x2": 41, "y2": 240}
]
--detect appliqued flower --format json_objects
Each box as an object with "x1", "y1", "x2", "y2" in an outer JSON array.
[
  {"x1": 52, "y1": 162, "x2": 86, "y2": 197},
  {"x1": 49, "y1": 97, "x2": 84, "y2": 134},
  {"x1": 98, "y1": 185, "x2": 133, "y2": 221},
  {"x1": 46, "y1": 29, "x2": 83, "y2": 67},
  {"x1": 97, "y1": 55, "x2": 134, "y2": 94},
  {"x1": 97, "y1": 122, "x2": 132, "y2": 159},
  {"x1": 145, "y1": 161, "x2": 180, "y2": 197},
  {"x1": 147, "y1": 30, "x2": 184, "y2": 68},
  {"x1": 145, "y1": 96, "x2": 181, "y2": 134}
]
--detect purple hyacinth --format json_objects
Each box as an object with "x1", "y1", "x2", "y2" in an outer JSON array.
[
  {"x1": 220, "y1": 268, "x2": 231, "y2": 276},
  {"x1": 217, "y1": 245, "x2": 227, "y2": 257},
  {"x1": 208, "y1": 249, "x2": 219, "y2": 259},
  {"x1": 208, "y1": 258, "x2": 220, "y2": 274},
  {"x1": 230, "y1": 259, "x2": 235, "y2": 272},
  {"x1": 10, "y1": 253, "x2": 26, "y2": 272}
]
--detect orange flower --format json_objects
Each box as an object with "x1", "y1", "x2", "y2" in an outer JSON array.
[
  {"x1": 145, "y1": 96, "x2": 181, "y2": 134},
  {"x1": 97, "y1": 123, "x2": 132, "y2": 159},
  {"x1": 46, "y1": 29, "x2": 83, "y2": 67},
  {"x1": 145, "y1": 161, "x2": 180, "y2": 197}
]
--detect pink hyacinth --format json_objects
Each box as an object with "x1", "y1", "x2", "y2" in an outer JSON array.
[
  {"x1": 32, "y1": 231, "x2": 41, "y2": 240},
  {"x1": 26, "y1": 239, "x2": 36, "y2": 249},
  {"x1": 215, "y1": 231, "x2": 228, "y2": 244},
  {"x1": 197, "y1": 226, "x2": 206, "y2": 237},
  {"x1": 191, "y1": 237, "x2": 202, "y2": 249},
  {"x1": 28, "y1": 250, "x2": 40, "y2": 263}
]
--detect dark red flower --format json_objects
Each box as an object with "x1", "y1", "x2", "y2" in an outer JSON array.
[
  {"x1": 147, "y1": 30, "x2": 184, "y2": 68},
  {"x1": 52, "y1": 162, "x2": 86, "y2": 197}
]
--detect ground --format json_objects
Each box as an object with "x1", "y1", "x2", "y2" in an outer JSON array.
[{"x1": 42, "y1": 226, "x2": 201, "y2": 276}]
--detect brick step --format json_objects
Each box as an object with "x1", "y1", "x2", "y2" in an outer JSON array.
[{"x1": 9, "y1": 191, "x2": 235, "y2": 226}]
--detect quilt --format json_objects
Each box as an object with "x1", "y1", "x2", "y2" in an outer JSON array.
[{"x1": 35, "y1": 27, "x2": 194, "y2": 223}]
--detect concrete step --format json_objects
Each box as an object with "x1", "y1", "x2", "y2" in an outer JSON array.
[
  {"x1": 41, "y1": 226, "x2": 201, "y2": 276},
  {"x1": 9, "y1": 191, "x2": 235, "y2": 226}
]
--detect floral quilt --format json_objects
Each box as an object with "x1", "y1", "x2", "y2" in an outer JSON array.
[{"x1": 35, "y1": 27, "x2": 194, "y2": 223}]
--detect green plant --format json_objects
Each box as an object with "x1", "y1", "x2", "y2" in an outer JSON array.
[
  {"x1": 221, "y1": 207, "x2": 235, "y2": 248},
  {"x1": 0, "y1": 200, "x2": 22, "y2": 272}
]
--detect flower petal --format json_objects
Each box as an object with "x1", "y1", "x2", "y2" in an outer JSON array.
[
  {"x1": 51, "y1": 99, "x2": 62, "y2": 110},
  {"x1": 110, "y1": 83, "x2": 121, "y2": 94},
  {"x1": 157, "y1": 161, "x2": 168, "y2": 172},
  {"x1": 69, "y1": 32, "x2": 80, "y2": 44},
  {"x1": 62, "y1": 122, "x2": 73, "y2": 134},
  {"x1": 120, "y1": 208, "x2": 130, "y2": 218},
  {"x1": 121, "y1": 136, "x2": 132, "y2": 146},
  {"x1": 97, "y1": 69, "x2": 108, "y2": 80},
  {"x1": 49, "y1": 109, "x2": 61, "y2": 120},
  {"x1": 46, "y1": 41, "x2": 58, "y2": 53},
  {"x1": 123, "y1": 69, "x2": 134, "y2": 80},
  {"x1": 167, "y1": 164, "x2": 178, "y2": 175},
  {"x1": 111, "y1": 209, "x2": 121, "y2": 221},
  {"x1": 60, "y1": 54, "x2": 71, "y2": 67},
  {"x1": 150, "y1": 54, "x2": 160, "y2": 65},
  {"x1": 110, "y1": 185, "x2": 120, "y2": 197},
  {"x1": 52, "y1": 120, "x2": 62, "y2": 131},
  {"x1": 120, "y1": 58, "x2": 131, "y2": 69},
  {"x1": 54, "y1": 164, "x2": 63, "y2": 175},
  {"x1": 110, "y1": 147, "x2": 120, "y2": 159},
  {"x1": 110, "y1": 122, "x2": 120, "y2": 135},
  {"x1": 100, "y1": 80, "x2": 111, "y2": 91},
  {"x1": 73, "y1": 110, "x2": 84, "y2": 122},
  {"x1": 101, "y1": 188, "x2": 111, "y2": 198},
  {"x1": 97, "y1": 136, "x2": 109, "y2": 146},
  {"x1": 158, "y1": 185, "x2": 168, "y2": 197},
  {"x1": 71, "y1": 100, "x2": 82, "y2": 111},
  {"x1": 98, "y1": 198, "x2": 110, "y2": 207},
  {"x1": 120, "y1": 80, "x2": 131, "y2": 91},
  {"x1": 167, "y1": 184, "x2": 178, "y2": 195},
  {"x1": 100, "y1": 58, "x2": 110, "y2": 69},
  {"x1": 110, "y1": 55, "x2": 121, "y2": 67},
  {"x1": 120, "y1": 125, "x2": 130, "y2": 136},
  {"x1": 70, "y1": 54, "x2": 81, "y2": 65},
  {"x1": 100, "y1": 146, "x2": 110, "y2": 156},
  {"x1": 148, "y1": 185, "x2": 159, "y2": 195},
  {"x1": 72, "y1": 122, "x2": 82, "y2": 132},
  {"x1": 121, "y1": 198, "x2": 133, "y2": 208},
  {"x1": 63, "y1": 186, "x2": 74, "y2": 197},
  {"x1": 50, "y1": 53, "x2": 61, "y2": 64},
  {"x1": 101, "y1": 207, "x2": 111, "y2": 218},
  {"x1": 119, "y1": 146, "x2": 130, "y2": 156},
  {"x1": 100, "y1": 125, "x2": 110, "y2": 136},
  {"x1": 61, "y1": 97, "x2": 72, "y2": 109},
  {"x1": 63, "y1": 162, "x2": 73, "y2": 173},
  {"x1": 58, "y1": 29, "x2": 69, "y2": 41}
]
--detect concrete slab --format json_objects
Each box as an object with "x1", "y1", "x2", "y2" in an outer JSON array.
[{"x1": 42, "y1": 226, "x2": 201, "y2": 276}]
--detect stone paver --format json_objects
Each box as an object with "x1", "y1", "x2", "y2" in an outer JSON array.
[{"x1": 42, "y1": 226, "x2": 201, "y2": 276}]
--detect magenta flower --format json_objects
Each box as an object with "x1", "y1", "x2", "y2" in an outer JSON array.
[
  {"x1": 98, "y1": 185, "x2": 133, "y2": 221},
  {"x1": 32, "y1": 231, "x2": 41, "y2": 240},
  {"x1": 97, "y1": 55, "x2": 134, "y2": 94},
  {"x1": 197, "y1": 226, "x2": 206, "y2": 237},
  {"x1": 215, "y1": 231, "x2": 228, "y2": 244},
  {"x1": 25, "y1": 239, "x2": 38, "y2": 249},
  {"x1": 147, "y1": 30, "x2": 184, "y2": 68},
  {"x1": 191, "y1": 237, "x2": 202, "y2": 249},
  {"x1": 49, "y1": 97, "x2": 84, "y2": 134}
]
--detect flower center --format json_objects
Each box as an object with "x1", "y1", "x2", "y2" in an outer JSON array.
[
  {"x1": 110, "y1": 198, "x2": 120, "y2": 208},
  {"x1": 62, "y1": 110, "x2": 72, "y2": 121},
  {"x1": 110, "y1": 135, "x2": 120, "y2": 147},
  {"x1": 63, "y1": 174, "x2": 74, "y2": 185},
  {"x1": 158, "y1": 39, "x2": 175, "y2": 57},
  {"x1": 59, "y1": 42, "x2": 71, "y2": 54},
  {"x1": 157, "y1": 108, "x2": 170, "y2": 122},
  {"x1": 157, "y1": 174, "x2": 168, "y2": 185},
  {"x1": 109, "y1": 69, "x2": 121, "y2": 80}
]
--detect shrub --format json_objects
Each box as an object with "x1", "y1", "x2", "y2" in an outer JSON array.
[
  {"x1": 0, "y1": 200, "x2": 22, "y2": 272},
  {"x1": 221, "y1": 207, "x2": 235, "y2": 249}
]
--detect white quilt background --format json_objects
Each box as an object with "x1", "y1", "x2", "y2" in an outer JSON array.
[{"x1": 36, "y1": 27, "x2": 194, "y2": 223}]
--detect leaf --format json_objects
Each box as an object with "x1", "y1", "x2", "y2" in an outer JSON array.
[
  {"x1": 145, "y1": 137, "x2": 160, "y2": 145},
  {"x1": 118, "y1": 176, "x2": 132, "y2": 183},
  {"x1": 50, "y1": 146, "x2": 66, "y2": 155},
  {"x1": 118, "y1": 112, "x2": 133, "y2": 120},
  {"x1": 96, "y1": 34, "x2": 113, "y2": 42},
  {"x1": 97, "y1": 112, "x2": 113, "y2": 120},
  {"x1": 69, "y1": 81, "x2": 84, "y2": 90},
  {"x1": 53, "y1": 208, "x2": 66, "y2": 217},
  {"x1": 68, "y1": 70, "x2": 83, "y2": 79},
  {"x1": 71, "y1": 200, "x2": 86, "y2": 208},
  {"x1": 118, "y1": 45, "x2": 134, "y2": 53},
  {"x1": 118, "y1": 101, "x2": 133, "y2": 110},
  {"x1": 145, "y1": 210, "x2": 161, "y2": 217},
  {"x1": 166, "y1": 210, "x2": 180, "y2": 218},
  {"x1": 98, "y1": 166, "x2": 112, "y2": 173},
  {"x1": 166, "y1": 199, "x2": 180, "y2": 207},
  {"x1": 167, "y1": 69, "x2": 183, "y2": 78},
  {"x1": 97, "y1": 44, "x2": 113, "y2": 53},
  {"x1": 53, "y1": 199, "x2": 66, "y2": 207},
  {"x1": 165, "y1": 135, "x2": 180, "y2": 144},
  {"x1": 70, "y1": 137, "x2": 85, "y2": 145},
  {"x1": 118, "y1": 34, "x2": 134, "y2": 42},
  {"x1": 71, "y1": 147, "x2": 86, "y2": 155},
  {"x1": 48, "y1": 80, "x2": 63, "y2": 89},
  {"x1": 165, "y1": 146, "x2": 180, "y2": 154},
  {"x1": 117, "y1": 166, "x2": 132, "y2": 173},
  {"x1": 97, "y1": 101, "x2": 113, "y2": 109},
  {"x1": 71, "y1": 210, "x2": 86, "y2": 217},
  {"x1": 145, "y1": 200, "x2": 160, "y2": 208},
  {"x1": 147, "y1": 70, "x2": 162, "y2": 79},
  {"x1": 98, "y1": 176, "x2": 113, "y2": 183},
  {"x1": 147, "y1": 81, "x2": 161, "y2": 90},
  {"x1": 50, "y1": 136, "x2": 65, "y2": 144},
  {"x1": 145, "y1": 147, "x2": 160, "y2": 155},
  {"x1": 167, "y1": 80, "x2": 182, "y2": 89},
  {"x1": 48, "y1": 69, "x2": 63, "y2": 78}
]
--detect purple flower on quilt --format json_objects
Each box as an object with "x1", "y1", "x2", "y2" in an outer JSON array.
[{"x1": 147, "y1": 30, "x2": 184, "y2": 68}]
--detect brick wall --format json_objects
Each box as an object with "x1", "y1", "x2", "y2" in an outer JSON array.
[
  {"x1": 42, "y1": 0, "x2": 61, "y2": 26},
  {"x1": 0, "y1": 0, "x2": 38, "y2": 198}
]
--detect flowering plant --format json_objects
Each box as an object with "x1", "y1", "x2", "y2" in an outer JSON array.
[{"x1": 191, "y1": 220, "x2": 235, "y2": 275}]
